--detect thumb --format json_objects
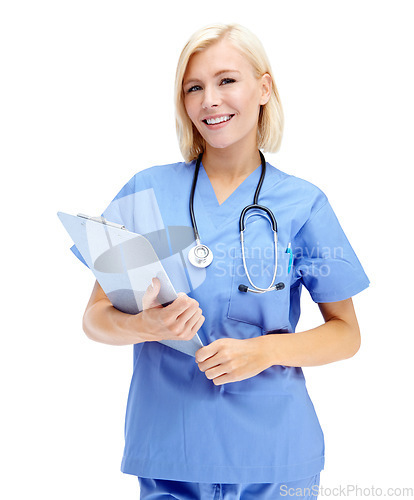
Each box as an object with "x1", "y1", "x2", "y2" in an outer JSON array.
[{"x1": 142, "y1": 277, "x2": 162, "y2": 310}]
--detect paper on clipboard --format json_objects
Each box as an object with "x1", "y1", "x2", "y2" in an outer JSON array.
[{"x1": 57, "y1": 211, "x2": 204, "y2": 356}]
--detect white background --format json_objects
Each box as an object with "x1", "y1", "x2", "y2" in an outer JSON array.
[{"x1": 1, "y1": 1, "x2": 413, "y2": 498}]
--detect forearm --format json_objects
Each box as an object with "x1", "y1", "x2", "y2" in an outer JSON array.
[
  {"x1": 262, "y1": 318, "x2": 361, "y2": 368},
  {"x1": 82, "y1": 298, "x2": 146, "y2": 346}
]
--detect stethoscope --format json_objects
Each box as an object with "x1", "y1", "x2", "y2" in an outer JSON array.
[{"x1": 188, "y1": 151, "x2": 285, "y2": 294}]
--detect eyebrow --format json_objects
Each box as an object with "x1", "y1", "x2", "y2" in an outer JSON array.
[{"x1": 183, "y1": 69, "x2": 241, "y2": 87}]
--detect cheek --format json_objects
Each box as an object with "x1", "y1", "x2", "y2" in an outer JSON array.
[
  {"x1": 184, "y1": 96, "x2": 197, "y2": 122},
  {"x1": 246, "y1": 96, "x2": 262, "y2": 124},
  {"x1": 184, "y1": 99, "x2": 206, "y2": 136},
  {"x1": 231, "y1": 88, "x2": 260, "y2": 116}
]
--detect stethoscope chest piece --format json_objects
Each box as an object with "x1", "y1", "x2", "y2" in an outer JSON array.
[{"x1": 188, "y1": 243, "x2": 213, "y2": 268}]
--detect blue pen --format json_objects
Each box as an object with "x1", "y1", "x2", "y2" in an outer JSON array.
[{"x1": 286, "y1": 242, "x2": 293, "y2": 274}]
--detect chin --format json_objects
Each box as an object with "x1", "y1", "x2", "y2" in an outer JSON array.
[
  {"x1": 203, "y1": 137, "x2": 236, "y2": 150},
  {"x1": 208, "y1": 142, "x2": 232, "y2": 150},
  {"x1": 202, "y1": 130, "x2": 256, "y2": 153}
]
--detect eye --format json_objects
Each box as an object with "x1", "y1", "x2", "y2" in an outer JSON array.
[
  {"x1": 186, "y1": 85, "x2": 202, "y2": 93},
  {"x1": 220, "y1": 78, "x2": 236, "y2": 85}
]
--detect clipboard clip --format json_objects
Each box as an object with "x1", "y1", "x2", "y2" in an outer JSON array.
[{"x1": 77, "y1": 213, "x2": 126, "y2": 230}]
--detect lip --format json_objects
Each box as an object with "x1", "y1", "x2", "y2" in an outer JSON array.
[{"x1": 201, "y1": 113, "x2": 235, "y2": 129}]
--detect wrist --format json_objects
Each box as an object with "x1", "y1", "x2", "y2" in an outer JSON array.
[
  {"x1": 258, "y1": 333, "x2": 280, "y2": 368},
  {"x1": 128, "y1": 310, "x2": 149, "y2": 344}
]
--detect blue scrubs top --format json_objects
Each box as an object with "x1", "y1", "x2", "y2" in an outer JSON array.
[{"x1": 72, "y1": 159, "x2": 369, "y2": 483}]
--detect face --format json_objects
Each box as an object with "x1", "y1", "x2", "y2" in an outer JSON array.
[{"x1": 183, "y1": 38, "x2": 271, "y2": 153}]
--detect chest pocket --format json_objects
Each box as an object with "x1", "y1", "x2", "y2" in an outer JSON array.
[{"x1": 227, "y1": 250, "x2": 291, "y2": 333}]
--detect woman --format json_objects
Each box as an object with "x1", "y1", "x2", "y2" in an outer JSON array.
[{"x1": 80, "y1": 24, "x2": 369, "y2": 499}]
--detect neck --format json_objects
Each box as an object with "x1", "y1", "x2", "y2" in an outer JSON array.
[{"x1": 202, "y1": 144, "x2": 262, "y2": 182}]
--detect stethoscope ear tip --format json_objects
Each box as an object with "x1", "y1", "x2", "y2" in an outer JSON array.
[{"x1": 238, "y1": 284, "x2": 249, "y2": 293}]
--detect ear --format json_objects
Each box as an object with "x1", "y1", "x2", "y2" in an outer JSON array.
[{"x1": 259, "y1": 73, "x2": 272, "y2": 105}]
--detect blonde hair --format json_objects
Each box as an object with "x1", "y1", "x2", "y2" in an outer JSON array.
[{"x1": 174, "y1": 23, "x2": 284, "y2": 162}]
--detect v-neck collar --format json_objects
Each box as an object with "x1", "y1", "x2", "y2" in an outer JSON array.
[{"x1": 196, "y1": 160, "x2": 263, "y2": 229}]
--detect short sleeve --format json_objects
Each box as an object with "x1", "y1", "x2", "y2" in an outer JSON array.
[{"x1": 292, "y1": 198, "x2": 370, "y2": 303}]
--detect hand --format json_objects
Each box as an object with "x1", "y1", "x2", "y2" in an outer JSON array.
[
  {"x1": 139, "y1": 278, "x2": 205, "y2": 342},
  {"x1": 195, "y1": 337, "x2": 272, "y2": 386}
]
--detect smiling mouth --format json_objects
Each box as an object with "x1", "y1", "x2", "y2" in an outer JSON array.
[{"x1": 202, "y1": 114, "x2": 234, "y2": 125}]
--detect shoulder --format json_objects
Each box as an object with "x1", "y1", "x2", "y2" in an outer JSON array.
[
  {"x1": 135, "y1": 161, "x2": 190, "y2": 183},
  {"x1": 112, "y1": 161, "x2": 191, "y2": 201},
  {"x1": 266, "y1": 162, "x2": 328, "y2": 213}
]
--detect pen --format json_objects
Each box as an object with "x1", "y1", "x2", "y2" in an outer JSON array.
[{"x1": 286, "y1": 242, "x2": 293, "y2": 274}]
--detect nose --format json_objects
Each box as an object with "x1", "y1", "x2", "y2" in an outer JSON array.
[{"x1": 202, "y1": 84, "x2": 220, "y2": 109}]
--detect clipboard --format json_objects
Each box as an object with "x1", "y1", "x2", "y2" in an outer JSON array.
[{"x1": 57, "y1": 211, "x2": 204, "y2": 357}]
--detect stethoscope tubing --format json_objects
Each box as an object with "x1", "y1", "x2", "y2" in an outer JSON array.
[
  {"x1": 189, "y1": 154, "x2": 202, "y2": 245},
  {"x1": 188, "y1": 151, "x2": 284, "y2": 293},
  {"x1": 240, "y1": 230, "x2": 279, "y2": 292}
]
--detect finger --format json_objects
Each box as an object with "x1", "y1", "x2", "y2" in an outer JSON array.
[
  {"x1": 165, "y1": 294, "x2": 197, "y2": 319},
  {"x1": 176, "y1": 302, "x2": 202, "y2": 330},
  {"x1": 142, "y1": 278, "x2": 162, "y2": 310},
  {"x1": 211, "y1": 373, "x2": 235, "y2": 386},
  {"x1": 197, "y1": 352, "x2": 223, "y2": 372},
  {"x1": 204, "y1": 364, "x2": 228, "y2": 381},
  {"x1": 185, "y1": 311, "x2": 205, "y2": 337},
  {"x1": 191, "y1": 314, "x2": 205, "y2": 334},
  {"x1": 195, "y1": 341, "x2": 221, "y2": 363},
  {"x1": 173, "y1": 311, "x2": 203, "y2": 341}
]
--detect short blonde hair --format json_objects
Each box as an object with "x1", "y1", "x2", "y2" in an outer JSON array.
[{"x1": 174, "y1": 23, "x2": 284, "y2": 163}]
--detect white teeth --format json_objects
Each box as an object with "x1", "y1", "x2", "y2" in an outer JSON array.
[{"x1": 205, "y1": 115, "x2": 232, "y2": 125}]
